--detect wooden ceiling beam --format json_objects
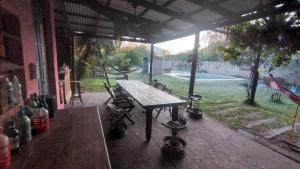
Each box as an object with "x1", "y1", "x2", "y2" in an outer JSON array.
[
  {"x1": 55, "y1": 10, "x2": 111, "y2": 22},
  {"x1": 126, "y1": 0, "x2": 199, "y2": 25},
  {"x1": 73, "y1": 31, "x2": 151, "y2": 43},
  {"x1": 57, "y1": 24, "x2": 156, "y2": 42},
  {"x1": 55, "y1": 19, "x2": 114, "y2": 30}
]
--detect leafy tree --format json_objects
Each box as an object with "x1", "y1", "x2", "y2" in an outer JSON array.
[
  {"x1": 219, "y1": 13, "x2": 300, "y2": 105},
  {"x1": 107, "y1": 45, "x2": 143, "y2": 71},
  {"x1": 199, "y1": 41, "x2": 224, "y2": 61},
  {"x1": 74, "y1": 37, "x2": 121, "y2": 79},
  {"x1": 164, "y1": 50, "x2": 192, "y2": 62}
]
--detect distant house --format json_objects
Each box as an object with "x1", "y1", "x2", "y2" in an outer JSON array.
[{"x1": 143, "y1": 46, "x2": 165, "y2": 75}]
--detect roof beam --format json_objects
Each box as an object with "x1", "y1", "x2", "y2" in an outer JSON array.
[
  {"x1": 73, "y1": 31, "x2": 150, "y2": 43},
  {"x1": 126, "y1": 0, "x2": 200, "y2": 24},
  {"x1": 55, "y1": 19, "x2": 114, "y2": 30},
  {"x1": 63, "y1": 0, "x2": 180, "y2": 33},
  {"x1": 55, "y1": 10, "x2": 111, "y2": 22}
]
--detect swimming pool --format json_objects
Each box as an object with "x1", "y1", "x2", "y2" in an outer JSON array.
[{"x1": 166, "y1": 72, "x2": 243, "y2": 81}]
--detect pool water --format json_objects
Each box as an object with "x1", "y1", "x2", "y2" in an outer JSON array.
[{"x1": 167, "y1": 73, "x2": 243, "y2": 81}]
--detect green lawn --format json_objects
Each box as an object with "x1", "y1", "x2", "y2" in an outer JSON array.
[{"x1": 81, "y1": 73, "x2": 300, "y2": 142}]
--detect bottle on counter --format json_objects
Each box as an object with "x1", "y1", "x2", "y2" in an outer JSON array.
[
  {"x1": 39, "y1": 95, "x2": 48, "y2": 110},
  {"x1": 5, "y1": 77, "x2": 16, "y2": 107},
  {"x1": 16, "y1": 107, "x2": 32, "y2": 144},
  {"x1": 23, "y1": 99, "x2": 34, "y2": 119},
  {"x1": 31, "y1": 93, "x2": 39, "y2": 108},
  {"x1": 0, "y1": 127, "x2": 10, "y2": 169},
  {"x1": 5, "y1": 121, "x2": 20, "y2": 154},
  {"x1": 12, "y1": 76, "x2": 23, "y2": 104},
  {"x1": 32, "y1": 99, "x2": 50, "y2": 133}
]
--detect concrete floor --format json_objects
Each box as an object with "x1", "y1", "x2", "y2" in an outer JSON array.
[{"x1": 68, "y1": 92, "x2": 300, "y2": 169}]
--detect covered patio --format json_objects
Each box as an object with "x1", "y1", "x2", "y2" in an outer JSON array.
[
  {"x1": 70, "y1": 92, "x2": 300, "y2": 169},
  {"x1": 1, "y1": 0, "x2": 300, "y2": 169}
]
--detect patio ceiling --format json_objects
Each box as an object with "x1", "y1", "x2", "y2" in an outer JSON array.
[{"x1": 55, "y1": 0, "x2": 300, "y2": 43}]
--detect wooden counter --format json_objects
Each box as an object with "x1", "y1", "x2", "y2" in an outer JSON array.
[
  {"x1": 10, "y1": 106, "x2": 111, "y2": 169},
  {"x1": 59, "y1": 70, "x2": 72, "y2": 104}
]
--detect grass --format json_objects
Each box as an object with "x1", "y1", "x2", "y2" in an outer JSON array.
[{"x1": 81, "y1": 72, "x2": 300, "y2": 141}]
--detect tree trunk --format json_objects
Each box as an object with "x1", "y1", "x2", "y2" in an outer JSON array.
[
  {"x1": 247, "y1": 68, "x2": 259, "y2": 104},
  {"x1": 246, "y1": 48, "x2": 262, "y2": 105}
]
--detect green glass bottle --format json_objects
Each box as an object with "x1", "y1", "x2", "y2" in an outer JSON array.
[
  {"x1": 5, "y1": 121, "x2": 20, "y2": 154},
  {"x1": 16, "y1": 108, "x2": 32, "y2": 144}
]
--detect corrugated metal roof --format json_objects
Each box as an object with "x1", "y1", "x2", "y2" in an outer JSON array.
[
  {"x1": 168, "y1": 19, "x2": 194, "y2": 30},
  {"x1": 220, "y1": 0, "x2": 264, "y2": 13},
  {"x1": 167, "y1": 0, "x2": 200, "y2": 14},
  {"x1": 143, "y1": 9, "x2": 171, "y2": 22},
  {"x1": 55, "y1": 0, "x2": 300, "y2": 43},
  {"x1": 190, "y1": 9, "x2": 224, "y2": 22},
  {"x1": 109, "y1": 0, "x2": 146, "y2": 15}
]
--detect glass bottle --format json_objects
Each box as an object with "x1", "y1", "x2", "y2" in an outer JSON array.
[
  {"x1": 39, "y1": 95, "x2": 48, "y2": 110},
  {"x1": 5, "y1": 121, "x2": 20, "y2": 154},
  {"x1": 12, "y1": 76, "x2": 23, "y2": 103},
  {"x1": 5, "y1": 78, "x2": 16, "y2": 107},
  {"x1": 0, "y1": 127, "x2": 10, "y2": 169},
  {"x1": 16, "y1": 107, "x2": 32, "y2": 144}
]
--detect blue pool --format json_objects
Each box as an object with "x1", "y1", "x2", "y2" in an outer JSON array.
[{"x1": 167, "y1": 73, "x2": 243, "y2": 81}]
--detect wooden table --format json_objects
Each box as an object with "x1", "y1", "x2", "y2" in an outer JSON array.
[
  {"x1": 10, "y1": 106, "x2": 111, "y2": 169},
  {"x1": 117, "y1": 80, "x2": 185, "y2": 142}
]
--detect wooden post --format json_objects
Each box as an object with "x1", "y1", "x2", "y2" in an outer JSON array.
[
  {"x1": 188, "y1": 32, "x2": 200, "y2": 96},
  {"x1": 149, "y1": 43, "x2": 154, "y2": 84},
  {"x1": 288, "y1": 104, "x2": 299, "y2": 144},
  {"x1": 71, "y1": 36, "x2": 76, "y2": 81}
]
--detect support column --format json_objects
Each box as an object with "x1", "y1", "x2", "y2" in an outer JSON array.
[
  {"x1": 188, "y1": 32, "x2": 200, "y2": 96},
  {"x1": 149, "y1": 43, "x2": 154, "y2": 84},
  {"x1": 70, "y1": 36, "x2": 76, "y2": 81},
  {"x1": 44, "y1": 0, "x2": 63, "y2": 109}
]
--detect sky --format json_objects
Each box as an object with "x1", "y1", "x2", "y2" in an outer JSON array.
[
  {"x1": 123, "y1": 31, "x2": 219, "y2": 54},
  {"x1": 155, "y1": 31, "x2": 210, "y2": 54}
]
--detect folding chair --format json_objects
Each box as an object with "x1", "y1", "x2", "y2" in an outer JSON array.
[
  {"x1": 155, "y1": 85, "x2": 173, "y2": 118},
  {"x1": 106, "y1": 86, "x2": 135, "y2": 124},
  {"x1": 103, "y1": 82, "x2": 128, "y2": 105}
]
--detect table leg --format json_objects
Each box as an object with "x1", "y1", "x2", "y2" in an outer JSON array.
[
  {"x1": 146, "y1": 108, "x2": 153, "y2": 142},
  {"x1": 172, "y1": 106, "x2": 179, "y2": 121}
]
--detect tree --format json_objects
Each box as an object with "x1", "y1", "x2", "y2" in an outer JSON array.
[
  {"x1": 107, "y1": 44, "x2": 143, "y2": 71},
  {"x1": 74, "y1": 37, "x2": 121, "y2": 79},
  {"x1": 199, "y1": 41, "x2": 225, "y2": 61},
  {"x1": 219, "y1": 13, "x2": 300, "y2": 105}
]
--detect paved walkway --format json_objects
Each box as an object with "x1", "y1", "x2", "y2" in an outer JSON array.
[{"x1": 70, "y1": 92, "x2": 300, "y2": 169}]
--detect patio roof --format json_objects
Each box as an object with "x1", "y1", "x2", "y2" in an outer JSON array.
[{"x1": 55, "y1": 0, "x2": 300, "y2": 43}]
